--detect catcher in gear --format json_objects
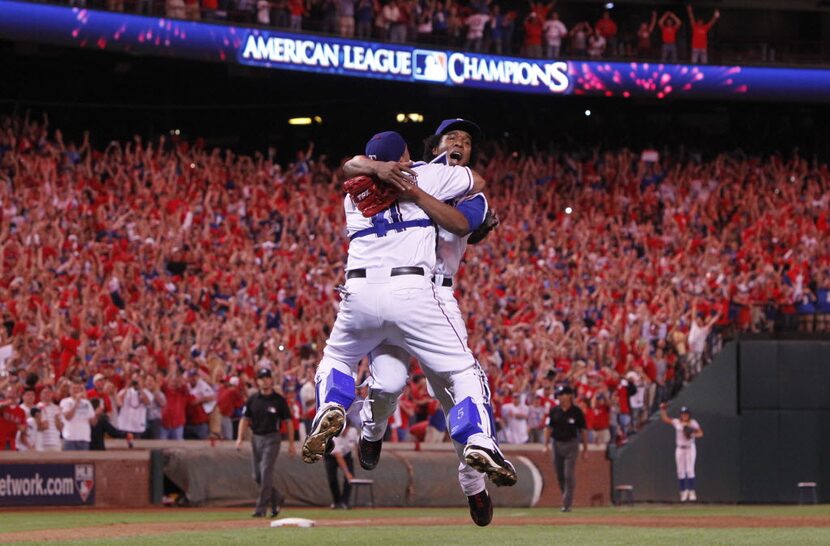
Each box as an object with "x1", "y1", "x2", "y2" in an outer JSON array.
[{"x1": 660, "y1": 404, "x2": 704, "y2": 502}]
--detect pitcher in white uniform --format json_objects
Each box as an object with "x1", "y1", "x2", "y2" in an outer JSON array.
[
  {"x1": 660, "y1": 404, "x2": 704, "y2": 502},
  {"x1": 342, "y1": 119, "x2": 502, "y2": 527},
  {"x1": 302, "y1": 130, "x2": 517, "y2": 501}
]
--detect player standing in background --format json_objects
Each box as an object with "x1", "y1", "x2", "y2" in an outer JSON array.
[
  {"x1": 342, "y1": 119, "x2": 503, "y2": 526},
  {"x1": 660, "y1": 403, "x2": 703, "y2": 502}
]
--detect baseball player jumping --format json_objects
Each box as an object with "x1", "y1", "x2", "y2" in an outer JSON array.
[
  {"x1": 302, "y1": 129, "x2": 517, "y2": 508},
  {"x1": 660, "y1": 403, "x2": 704, "y2": 502},
  {"x1": 343, "y1": 119, "x2": 502, "y2": 526}
]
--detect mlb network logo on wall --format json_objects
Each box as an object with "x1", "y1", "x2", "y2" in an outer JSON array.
[
  {"x1": 0, "y1": 464, "x2": 95, "y2": 506},
  {"x1": 413, "y1": 50, "x2": 448, "y2": 82}
]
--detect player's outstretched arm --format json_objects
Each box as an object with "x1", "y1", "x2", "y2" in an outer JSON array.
[
  {"x1": 659, "y1": 403, "x2": 673, "y2": 425},
  {"x1": 399, "y1": 185, "x2": 470, "y2": 236},
  {"x1": 343, "y1": 155, "x2": 416, "y2": 191}
]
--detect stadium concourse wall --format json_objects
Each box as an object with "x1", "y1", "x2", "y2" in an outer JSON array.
[
  {"x1": 613, "y1": 338, "x2": 830, "y2": 504},
  {"x1": 1, "y1": 443, "x2": 610, "y2": 509}
]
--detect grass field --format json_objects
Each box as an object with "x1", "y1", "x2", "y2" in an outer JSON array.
[{"x1": 2, "y1": 505, "x2": 830, "y2": 545}]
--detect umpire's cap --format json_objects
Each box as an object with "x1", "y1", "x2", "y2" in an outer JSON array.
[
  {"x1": 555, "y1": 385, "x2": 574, "y2": 397},
  {"x1": 680, "y1": 406, "x2": 691, "y2": 415},
  {"x1": 365, "y1": 131, "x2": 407, "y2": 162},
  {"x1": 434, "y1": 118, "x2": 482, "y2": 143},
  {"x1": 256, "y1": 368, "x2": 273, "y2": 379}
]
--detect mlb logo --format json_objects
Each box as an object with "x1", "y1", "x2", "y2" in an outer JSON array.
[
  {"x1": 413, "y1": 50, "x2": 448, "y2": 83},
  {"x1": 75, "y1": 464, "x2": 95, "y2": 503}
]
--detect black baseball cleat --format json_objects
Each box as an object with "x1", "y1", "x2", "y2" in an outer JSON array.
[
  {"x1": 302, "y1": 404, "x2": 346, "y2": 463},
  {"x1": 467, "y1": 490, "x2": 494, "y2": 527},
  {"x1": 358, "y1": 437, "x2": 383, "y2": 470},
  {"x1": 251, "y1": 511, "x2": 266, "y2": 518},
  {"x1": 463, "y1": 444, "x2": 518, "y2": 487}
]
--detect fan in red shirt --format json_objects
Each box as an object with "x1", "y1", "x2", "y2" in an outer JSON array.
[
  {"x1": 1, "y1": 388, "x2": 27, "y2": 451},
  {"x1": 217, "y1": 377, "x2": 246, "y2": 440},
  {"x1": 523, "y1": 12, "x2": 544, "y2": 58},
  {"x1": 594, "y1": 10, "x2": 618, "y2": 56},
  {"x1": 160, "y1": 375, "x2": 192, "y2": 440},
  {"x1": 687, "y1": 5, "x2": 720, "y2": 64},
  {"x1": 657, "y1": 10, "x2": 682, "y2": 62}
]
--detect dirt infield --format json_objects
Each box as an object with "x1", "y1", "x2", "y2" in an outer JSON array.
[{"x1": 3, "y1": 512, "x2": 830, "y2": 543}]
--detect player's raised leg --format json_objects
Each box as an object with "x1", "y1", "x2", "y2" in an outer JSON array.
[
  {"x1": 358, "y1": 345, "x2": 410, "y2": 469},
  {"x1": 422, "y1": 366, "x2": 492, "y2": 525},
  {"x1": 304, "y1": 283, "x2": 386, "y2": 464}
]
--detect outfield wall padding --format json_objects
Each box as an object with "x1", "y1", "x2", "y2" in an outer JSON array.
[{"x1": 163, "y1": 447, "x2": 540, "y2": 507}]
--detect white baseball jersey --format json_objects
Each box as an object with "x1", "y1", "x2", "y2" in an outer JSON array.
[
  {"x1": 672, "y1": 418, "x2": 700, "y2": 448},
  {"x1": 407, "y1": 153, "x2": 488, "y2": 278},
  {"x1": 344, "y1": 160, "x2": 474, "y2": 272}
]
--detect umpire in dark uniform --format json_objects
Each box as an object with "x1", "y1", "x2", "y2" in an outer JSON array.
[
  {"x1": 236, "y1": 368, "x2": 296, "y2": 517},
  {"x1": 543, "y1": 385, "x2": 588, "y2": 512}
]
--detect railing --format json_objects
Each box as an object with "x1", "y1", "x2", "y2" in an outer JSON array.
[{"x1": 10, "y1": 0, "x2": 830, "y2": 68}]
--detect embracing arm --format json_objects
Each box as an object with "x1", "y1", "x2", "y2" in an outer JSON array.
[
  {"x1": 401, "y1": 186, "x2": 470, "y2": 236},
  {"x1": 343, "y1": 156, "x2": 417, "y2": 190}
]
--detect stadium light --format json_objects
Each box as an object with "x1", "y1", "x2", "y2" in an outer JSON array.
[
  {"x1": 396, "y1": 113, "x2": 424, "y2": 123},
  {"x1": 288, "y1": 117, "x2": 313, "y2": 125},
  {"x1": 313, "y1": 116, "x2": 323, "y2": 124},
  {"x1": 605, "y1": 2, "x2": 614, "y2": 9},
  {"x1": 565, "y1": 206, "x2": 573, "y2": 215},
  {"x1": 584, "y1": 110, "x2": 592, "y2": 117}
]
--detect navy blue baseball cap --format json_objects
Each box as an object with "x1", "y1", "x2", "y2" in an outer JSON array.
[
  {"x1": 680, "y1": 406, "x2": 691, "y2": 414},
  {"x1": 434, "y1": 118, "x2": 482, "y2": 143},
  {"x1": 555, "y1": 385, "x2": 574, "y2": 397},
  {"x1": 365, "y1": 131, "x2": 407, "y2": 161}
]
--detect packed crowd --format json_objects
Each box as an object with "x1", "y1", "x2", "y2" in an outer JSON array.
[
  {"x1": 1, "y1": 112, "x2": 829, "y2": 453},
  {"x1": 57, "y1": 0, "x2": 728, "y2": 64}
]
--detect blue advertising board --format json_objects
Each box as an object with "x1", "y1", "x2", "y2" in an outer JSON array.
[
  {"x1": 0, "y1": 463, "x2": 96, "y2": 506},
  {"x1": 2, "y1": 0, "x2": 830, "y2": 101}
]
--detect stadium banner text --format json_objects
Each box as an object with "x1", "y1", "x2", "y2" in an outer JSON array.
[
  {"x1": 3, "y1": 0, "x2": 830, "y2": 101},
  {"x1": 0, "y1": 464, "x2": 95, "y2": 506}
]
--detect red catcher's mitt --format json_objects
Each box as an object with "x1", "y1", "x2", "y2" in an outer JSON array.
[{"x1": 343, "y1": 175, "x2": 399, "y2": 218}]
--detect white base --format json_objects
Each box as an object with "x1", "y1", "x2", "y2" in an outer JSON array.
[{"x1": 270, "y1": 518, "x2": 316, "y2": 528}]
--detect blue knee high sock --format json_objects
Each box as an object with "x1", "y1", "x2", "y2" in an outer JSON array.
[
  {"x1": 687, "y1": 477, "x2": 695, "y2": 490},
  {"x1": 678, "y1": 478, "x2": 687, "y2": 491}
]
